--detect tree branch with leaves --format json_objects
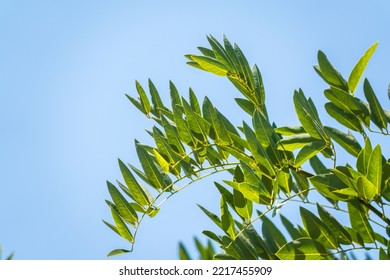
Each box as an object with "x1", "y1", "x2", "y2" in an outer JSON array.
[{"x1": 104, "y1": 35, "x2": 390, "y2": 260}]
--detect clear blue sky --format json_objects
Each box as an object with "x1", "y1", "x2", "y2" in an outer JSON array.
[{"x1": 1, "y1": 1, "x2": 389, "y2": 259}]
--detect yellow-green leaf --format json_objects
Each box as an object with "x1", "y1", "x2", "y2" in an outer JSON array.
[{"x1": 348, "y1": 42, "x2": 378, "y2": 94}]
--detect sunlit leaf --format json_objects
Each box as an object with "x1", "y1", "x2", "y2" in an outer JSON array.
[
  {"x1": 135, "y1": 80, "x2": 151, "y2": 114},
  {"x1": 107, "y1": 181, "x2": 138, "y2": 225},
  {"x1": 295, "y1": 141, "x2": 327, "y2": 167},
  {"x1": 110, "y1": 205, "x2": 134, "y2": 243},
  {"x1": 275, "y1": 237, "x2": 329, "y2": 260},
  {"x1": 348, "y1": 42, "x2": 378, "y2": 94},
  {"x1": 190, "y1": 55, "x2": 229, "y2": 76}
]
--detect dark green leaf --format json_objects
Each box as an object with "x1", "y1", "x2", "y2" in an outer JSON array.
[
  {"x1": 169, "y1": 81, "x2": 182, "y2": 106},
  {"x1": 148, "y1": 79, "x2": 165, "y2": 117},
  {"x1": 309, "y1": 156, "x2": 328, "y2": 175},
  {"x1": 324, "y1": 126, "x2": 362, "y2": 157},
  {"x1": 317, "y1": 50, "x2": 348, "y2": 91},
  {"x1": 280, "y1": 214, "x2": 302, "y2": 240},
  {"x1": 198, "y1": 204, "x2": 222, "y2": 229},
  {"x1": 364, "y1": 79, "x2": 388, "y2": 130},
  {"x1": 310, "y1": 173, "x2": 352, "y2": 201},
  {"x1": 243, "y1": 224, "x2": 273, "y2": 259},
  {"x1": 356, "y1": 137, "x2": 372, "y2": 174},
  {"x1": 235, "y1": 98, "x2": 255, "y2": 115},
  {"x1": 325, "y1": 103, "x2": 364, "y2": 132},
  {"x1": 221, "y1": 197, "x2": 235, "y2": 238}
]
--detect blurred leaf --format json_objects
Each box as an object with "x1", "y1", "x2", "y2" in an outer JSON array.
[
  {"x1": 275, "y1": 237, "x2": 329, "y2": 260},
  {"x1": 198, "y1": 204, "x2": 222, "y2": 229},
  {"x1": 244, "y1": 224, "x2": 273, "y2": 259},
  {"x1": 221, "y1": 197, "x2": 236, "y2": 238},
  {"x1": 364, "y1": 79, "x2": 388, "y2": 131},
  {"x1": 178, "y1": 242, "x2": 192, "y2": 260},
  {"x1": 261, "y1": 214, "x2": 287, "y2": 255},
  {"x1": 280, "y1": 214, "x2": 302, "y2": 240},
  {"x1": 348, "y1": 42, "x2": 378, "y2": 94}
]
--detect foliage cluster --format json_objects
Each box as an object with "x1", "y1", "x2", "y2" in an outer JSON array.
[{"x1": 104, "y1": 35, "x2": 390, "y2": 259}]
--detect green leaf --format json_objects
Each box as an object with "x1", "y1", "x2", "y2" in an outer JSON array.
[
  {"x1": 293, "y1": 89, "x2": 324, "y2": 139},
  {"x1": 325, "y1": 103, "x2": 364, "y2": 132},
  {"x1": 189, "y1": 88, "x2": 201, "y2": 115},
  {"x1": 172, "y1": 103, "x2": 194, "y2": 145},
  {"x1": 190, "y1": 55, "x2": 229, "y2": 76},
  {"x1": 198, "y1": 204, "x2": 222, "y2": 229},
  {"x1": 243, "y1": 122, "x2": 275, "y2": 176},
  {"x1": 224, "y1": 180, "x2": 272, "y2": 205},
  {"x1": 110, "y1": 205, "x2": 134, "y2": 243},
  {"x1": 348, "y1": 199, "x2": 375, "y2": 243},
  {"x1": 243, "y1": 224, "x2": 273, "y2": 259},
  {"x1": 118, "y1": 159, "x2": 152, "y2": 207},
  {"x1": 221, "y1": 196, "x2": 235, "y2": 238},
  {"x1": 316, "y1": 204, "x2": 353, "y2": 245},
  {"x1": 276, "y1": 133, "x2": 317, "y2": 152},
  {"x1": 169, "y1": 81, "x2": 182, "y2": 106},
  {"x1": 260, "y1": 213, "x2": 287, "y2": 255},
  {"x1": 178, "y1": 242, "x2": 191, "y2": 260},
  {"x1": 300, "y1": 207, "x2": 339, "y2": 249},
  {"x1": 277, "y1": 168, "x2": 293, "y2": 194},
  {"x1": 291, "y1": 169, "x2": 309, "y2": 198},
  {"x1": 135, "y1": 80, "x2": 151, "y2": 114},
  {"x1": 107, "y1": 249, "x2": 131, "y2": 257},
  {"x1": 233, "y1": 189, "x2": 252, "y2": 220},
  {"x1": 275, "y1": 237, "x2": 329, "y2": 260},
  {"x1": 102, "y1": 219, "x2": 120, "y2": 236},
  {"x1": 274, "y1": 126, "x2": 306, "y2": 136},
  {"x1": 364, "y1": 79, "x2": 388, "y2": 130},
  {"x1": 280, "y1": 214, "x2": 303, "y2": 240},
  {"x1": 348, "y1": 42, "x2": 378, "y2": 94},
  {"x1": 324, "y1": 87, "x2": 370, "y2": 127},
  {"x1": 295, "y1": 141, "x2": 327, "y2": 167},
  {"x1": 324, "y1": 126, "x2": 362, "y2": 157},
  {"x1": 153, "y1": 149, "x2": 170, "y2": 174},
  {"x1": 310, "y1": 173, "x2": 352, "y2": 201},
  {"x1": 107, "y1": 181, "x2": 138, "y2": 225},
  {"x1": 356, "y1": 137, "x2": 372, "y2": 174},
  {"x1": 135, "y1": 141, "x2": 172, "y2": 191},
  {"x1": 252, "y1": 64, "x2": 266, "y2": 108},
  {"x1": 366, "y1": 145, "x2": 382, "y2": 195},
  {"x1": 309, "y1": 156, "x2": 328, "y2": 175},
  {"x1": 148, "y1": 79, "x2": 165, "y2": 117},
  {"x1": 317, "y1": 50, "x2": 348, "y2": 91},
  {"x1": 235, "y1": 98, "x2": 255, "y2": 115},
  {"x1": 126, "y1": 94, "x2": 144, "y2": 113}
]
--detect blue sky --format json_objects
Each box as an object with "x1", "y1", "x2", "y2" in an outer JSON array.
[{"x1": 0, "y1": 1, "x2": 389, "y2": 259}]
